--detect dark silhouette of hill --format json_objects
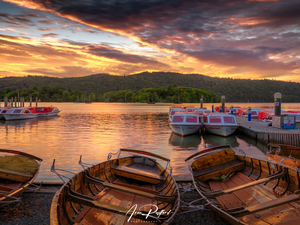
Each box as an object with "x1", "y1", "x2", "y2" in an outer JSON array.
[{"x1": 0, "y1": 72, "x2": 299, "y2": 102}]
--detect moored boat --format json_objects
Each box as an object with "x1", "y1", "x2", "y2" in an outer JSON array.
[
  {"x1": 2, "y1": 107, "x2": 38, "y2": 121},
  {"x1": 186, "y1": 145, "x2": 300, "y2": 225},
  {"x1": 50, "y1": 149, "x2": 180, "y2": 225},
  {"x1": 192, "y1": 109, "x2": 212, "y2": 122},
  {"x1": 203, "y1": 113, "x2": 239, "y2": 137},
  {"x1": 266, "y1": 144, "x2": 300, "y2": 168},
  {"x1": 169, "y1": 112, "x2": 202, "y2": 136},
  {"x1": 0, "y1": 107, "x2": 13, "y2": 120},
  {"x1": 36, "y1": 106, "x2": 61, "y2": 117},
  {"x1": 226, "y1": 106, "x2": 241, "y2": 115},
  {"x1": 240, "y1": 109, "x2": 263, "y2": 119},
  {"x1": 0, "y1": 149, "x2": 42, "y2": 208},
  {"x1": 168, "y1": 108, "x2": 188, "y2": 122}
]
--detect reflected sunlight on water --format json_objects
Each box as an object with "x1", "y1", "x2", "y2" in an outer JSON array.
[{"x1": 1, "y1": 102, "x2": 299, "y2": 181}]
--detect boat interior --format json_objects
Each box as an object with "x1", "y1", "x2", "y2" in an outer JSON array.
[
  {"x1": 51, "y1": 149, "x2": 179, "y2": 225},
  {"x1": 187, "y1": 146, "x2": 300, "y2": 225},
  {"x1": 0, "y1": 149, "x2": 42, "y2": 205}
]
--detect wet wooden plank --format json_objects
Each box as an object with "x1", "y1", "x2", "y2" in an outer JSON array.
[
  {"x1": 233, "y1": 172, "x2": 300, "y2": 224},
  {"x1": 109, "y1": 192, "x2": 136, "y2": 225},
  {"x1": 209, "y1": 176, "x2": 270, "y2": 224},
  {"x1": 195, "y1": 160, "x2": 245, "y2": 181},
  {"x1": 73, "y1": 188, "x2": 110, "y2": 223},
  {"x1": 224, "y1": 174, "x2": 272, "y2": 224},
  {"x1": 111, "y1": 165, "x2": 164, "y2": 183},
  {"x1": 124, "y1": 193, "x2": 156, "y2": 225},
  {"x1": 191, "y1": 150, "x2": 236, "y2": 171},
  {"x1": 113, "y1": 179, "x2": 159, "y2": 194},
  {"x1": 78, "y1": 188, "x2": 121, "y2": 224},
  {"x1": 209, "y1": 181, "x2": 241, "y2": 210}
]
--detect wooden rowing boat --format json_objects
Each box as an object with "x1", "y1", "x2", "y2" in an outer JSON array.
[
  {"x1": 268, "y1": 143, "x2": 300, "y2": 159},
  {"x1": 50, "y1": 149, "x2": 180, "y2": 225},
  {"x1": 186, "y1": 145, "x2": 300, "y2": 225},
  {"x1": 0, "y1": 149, "x2": 43, "y2": 207},
  {"x1": 267, "y1": 144, "x2": 300, "y2": 169}
]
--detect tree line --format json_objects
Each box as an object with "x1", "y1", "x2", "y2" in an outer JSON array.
[
  {"x1": 0, "y1": 85, "x2": 220, "y2": 103},
  {"x1": 1, "y1": 72, "x2": 300, "y2": 102}
]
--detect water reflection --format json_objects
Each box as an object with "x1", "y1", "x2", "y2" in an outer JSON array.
[
  {"x1": 202, "y1": 133, "x2": 239, "y2": 147},
  {"x1": 3, "y1": 118, "x2": 38, "y2": 126},
  {"x1": 0, "y1": 103, "x2": 272, "y2": 181},
  {"x1": 169, "y1": 133, "x2": 201, "y2": 148}
]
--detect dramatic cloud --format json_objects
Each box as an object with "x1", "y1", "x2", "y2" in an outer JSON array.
[{"x1": 1, "y1": 0, "x2": 300, "y2": 81}]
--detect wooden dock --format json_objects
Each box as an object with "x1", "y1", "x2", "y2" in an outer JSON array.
[{"x1": 236, "y1": 116, "x2": 300, "y2": 147}]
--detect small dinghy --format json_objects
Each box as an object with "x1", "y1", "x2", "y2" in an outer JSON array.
[
  {"x1": 267, "y1": 143, "x2": 300, "y2": 169},
  {"x1": 50, "y1": 149, "x2": 180, "y2": 225},
  {"x1": 0, "y1": 149, "x2": 43, "y2": 208},
  {"x1": 186, "y1": 145, "x2": 300, "y2": 225}
]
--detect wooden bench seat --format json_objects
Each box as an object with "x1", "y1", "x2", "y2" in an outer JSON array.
[
  {"x1": 111, "y1": 165, "x2": 165, "y2": 184},
  {"x1": 112, "y1": 179, "x2": 159, "y2": 195},
  {"x1": 0, "y1": 167, "x2": 33, "y2": 183},
  {"x1": 193, "y1": 160, "x2": 245, "y2": 182}
]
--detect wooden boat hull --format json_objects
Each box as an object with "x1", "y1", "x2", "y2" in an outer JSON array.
[
  {"x1": 3, "y1": 113, "x2": 37, "y2": 121},
  {"x1": 0, "y1": 149, "x2": 42, "y2": 208},
  {"x1": 204, "y1": 124, "x2": 238, "y2": 137},
  {"x1": 170, "y1": 124, "x2": 202, "y2": 136},
  {"x1": 50, "y1": 149, "x2": 180, "y2": 225},
  {"x1": 186, "y1": 146, "x2": 300, "y2": 225}
]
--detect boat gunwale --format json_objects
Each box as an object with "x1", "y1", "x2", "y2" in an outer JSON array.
[
  {"x1": 188, "y1": 148, "x2": 300, "y2": 225},
  {"x1": 0, "y1": 150, "x2": 42, "y2": 207},
  {"x1": 50, "y1": 155, "x2": 180, "y2": 225}
]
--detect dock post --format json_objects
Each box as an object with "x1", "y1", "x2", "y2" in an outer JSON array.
[
  {"x1": 200, "y1": 96, "x2": 203, "y2": 108},
  {"x1": 4, "y1": 97, "x2": 8, "y2": 107},
  {"x1": 11, "y1": 97, "x2": 13, "y2": 107},
  {"x1": 274, "y1": 92, "x2": 281, "y2": 116},
  {"x1": 221, "y1": 95, "x2": 225, "y2": 112},
  {"x1": 30, "y1": 96, "x2": 32, "y2": 107},
  {"x1": 14, "y1": 96, "x2": 17, "y2": 107},
  {"x1": 248, "y1": 107, "x2": 252, "y2": 121},
  {"x1": 36, "y1": 97, "x2": 38, "y2": 106},
  {"x1": 212, "y1": 105, "x2": 214, "y2": 112}
]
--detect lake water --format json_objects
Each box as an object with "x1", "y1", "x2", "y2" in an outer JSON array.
[{"x1": 1, "y1": 102, "x2": 300, "y2": 182}]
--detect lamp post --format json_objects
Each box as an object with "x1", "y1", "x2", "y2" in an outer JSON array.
[
  {"x1": 17, "y1": 91, "x2": 19, "y2": 107},
  {"x1": 221, "y1": 95, "x2": 225, "y2": 113},
  {"x1": 274, "y1": 92, "x2": 282, "y2": 116}
]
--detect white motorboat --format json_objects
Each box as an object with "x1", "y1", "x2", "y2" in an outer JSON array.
[
  {"x1": 203, "y1": 113, "x2": 239, "y2": 137},
  {"x1": 0, "y1": 107, "x2": 13, "y2": 120},
  {"x1": 169, "y1": 109, "x2": 188, "y2": 122},
  {"x1": 170, "y1": 112, "x2": 202, "y2": 136},
  {"x1": 183, "y1": 106, "x2": 200, "y2": 112},
  {"x1": 192, "y1": 109, "x2": 212, "y2": 122},
  {"x1": 226, "y1": 106, "x2": 241, "y2": 115},
  {"x1": 36, "y1": 106, "x2": 61, "y2": 117},
  {"x1": 240, "y1": 109, "x2": 263, "y2": 119},
  {"x1": 2, "y1": 107, "x2": 38, "y2": 121}
]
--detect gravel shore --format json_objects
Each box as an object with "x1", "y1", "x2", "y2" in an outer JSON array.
[{"x1": 0, "y1": 184, "x2": 229, "y2": 225}]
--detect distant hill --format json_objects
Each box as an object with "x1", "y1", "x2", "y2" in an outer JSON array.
[{"x1": 0, "y1": 72, "x2": 300, "y2": 102}]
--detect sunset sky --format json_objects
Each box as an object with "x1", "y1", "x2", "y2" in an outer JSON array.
[{"x1": 0, "y1": 0, "x2": 300, "y2": 81}]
